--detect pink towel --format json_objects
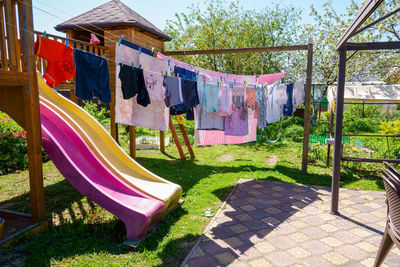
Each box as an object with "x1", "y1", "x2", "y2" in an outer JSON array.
[{"x1": 257, "y1": 72, "x2": 286, "y2": 85}]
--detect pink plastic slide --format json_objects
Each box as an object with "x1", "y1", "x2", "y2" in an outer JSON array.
[{"x1": 40, "y1": 101, "x2": 165, "y2": 243}]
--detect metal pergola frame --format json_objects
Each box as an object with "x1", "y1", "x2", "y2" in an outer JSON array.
[{"x1": 331, "y1": 0, "x2": 400, "y2": 213}]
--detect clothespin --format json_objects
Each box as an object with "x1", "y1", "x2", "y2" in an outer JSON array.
[
  {"x1": 143, "y1": 65, "x2": 146, "y2": 71},
  {"x1": 139, "y1": 47, "x2": 142, "y2": 55},
  {"x1": 234, "y1": 79, "x2": 236, "y2": 85},
  {"x1": 42, "y1": 31, "x2": 46, "y2": 40},
  {"x1": 168, "y1": 60, "x2": 170, "y2": 66},
  {"x1": 177, "y1": 73, "x2": 179, "y2": 78},
  {"x1": 165, "y1": 70, "x2": 168, "y2": 77},
  {"x1": 132, "y1": 62, "x2": 134, "y2": 69},
  {"x1": 197, "y1": 70, "x2": 200, "y2": 75},
  {"x1": 151, "y1": 47, "x2": 154, "y2": 53},
  {"x1": 79, "y1": 45, "x2": 82, "y2": 50},
  {"x1": 226, "y1": 71, "x2": 228, "y2": 77},
  {"x1": 65, "y1": 39, "x2": 69, "y2": 49},
  {"x1": 118, "y1": 34, "x2": 123, "y2": 46},
  {"x1": 139, "y1": 64, "x2": 142, "y2": 69}
]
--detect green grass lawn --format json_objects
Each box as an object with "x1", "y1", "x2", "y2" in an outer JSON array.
[{"x1": 0, "y1": 139, "x2": 384, "y2": 266}]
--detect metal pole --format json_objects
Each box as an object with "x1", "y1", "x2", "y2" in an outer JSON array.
[
  {"x1": 301, "y1": 38, "x2": 314, "y2": 174},
  {"x1": 331, "y1": 46, "x2": 347, "y2": 214},
  {"x1": 326, "y1": 105, "x2": 334, "y2": 166}
]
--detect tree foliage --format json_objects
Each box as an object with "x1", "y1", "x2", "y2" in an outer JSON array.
[{"x1": 164, "y1": 0, "x2": 305, "y2": 81}]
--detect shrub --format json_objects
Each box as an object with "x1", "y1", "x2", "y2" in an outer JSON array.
[
  {"x1": 284, "y1": 125, "x2": 304, "y2": 141},
  {"x1": 82, "y1": 100, "x2": 110, "y2": 126},
  {"x1": 0, "y1": 112, "x2": 28, "y2": 174},
  {"x1": 344, "y1": 118, "x2": 379, "y2": 133},
  {"x1": 308, "y1": 144, "x2": 326, "y2": 163},
  {"x1": 379, "y1": 120, "x2": 400, "y2": 135}
]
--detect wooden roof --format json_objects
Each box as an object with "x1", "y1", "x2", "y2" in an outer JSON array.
[{"x1": 54, "y1": 0, "x2": 171, "y2": 41}]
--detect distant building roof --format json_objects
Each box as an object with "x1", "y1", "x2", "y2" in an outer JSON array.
[{"x1": 55, "y1": 0, "x2": 171, "y2": 41}]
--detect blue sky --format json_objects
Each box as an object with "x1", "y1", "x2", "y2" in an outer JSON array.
[{"x1": 32, "y1": 0, "x2": 361, "y2": 36}]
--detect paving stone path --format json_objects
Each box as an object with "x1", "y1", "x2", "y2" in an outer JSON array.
[{"x1": 182, "y1": 179, "x2": 400, "y2": 267}]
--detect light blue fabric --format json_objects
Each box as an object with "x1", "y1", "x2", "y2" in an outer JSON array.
[{"x1": 203, "y1": 83, "x2": 220, "y2": 113}]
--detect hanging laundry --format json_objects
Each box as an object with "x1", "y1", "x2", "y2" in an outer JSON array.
[
  {"x1": 218, "y1": 84, "x2": 233, "y2": 116},
  {"x1": 266, "y1": 84, "x2": 281, "y2": 124},
  {"x1": 136, "y1": 68, "x2": 150, "y2": 107},
  {"x1": 292, "y1": 80, "x2": 305, "y2": 108},
  {"x1": 246, "y1": 85, "x2": 257, "y2": 110},
  {"x1": 118, "y1": 64, "x2": 139, "y2": 99},
  {"x1": 276, "y1": 84, "x2": 288, "y2": 115},
  {"x1": 195, "y1": 108, "x2": 257, "y2": 145},
  {"x1": 90, "y1": 33, "x2": 101, "y2": 45},
  {"x1": 257, "y1": 72, "x2": 286, "y2": 85},
  {"x1": 115, "y1": 65, "x2": 169, "y2": 132},
  {"x1": 171, "y1": 78, "x2": 199, "y2": 118},
  {"x1": 203, "y1": 83, "x2": 220, "y2": 112},
  {"x1": 232, "y1": 86, "x2": 246, "y2": 108},
  {"x1": 164, "y1": 76, "x2": 183, "y2": 107},
  {"x1": 283, "y1": 82, "x2": 294, "y2": 117},
  {"x1": 119, "y1": 39, "x2": 154, "y2": 57},
  {"x1": 174, "y1": 66, "x2": 197, "y2": 80},
  {"x1": 115, "y1": 42, "x2": 140, "y2": 66},
  {"x1": 74, "y1": 49, "x2": 111, "y2": 103},
  {"x1": 224, "y1": 107, "x2": 249, "y2": 136},
  {"x1": 34, "y1": 34, "x2": 75, "y2": 88},
  {"x1": 139, "y1": 53, "x2": 169, "y2": 101},
  {"x1": 195, "y1": 75, "x2": 225, "y2": 131},
  {"x1": 256, "y1": 85, "x2": 268, "y2": 128}
]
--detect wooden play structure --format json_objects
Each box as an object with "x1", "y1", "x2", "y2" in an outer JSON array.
[
  {"x1": 51, "y1": 0, "x2": 194, "y2": 160},
  {"x1": 0, "y1": 0, "x2": 48, "y2": 246}
]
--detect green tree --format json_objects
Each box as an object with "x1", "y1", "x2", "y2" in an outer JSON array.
[{"x1": 164, "y1": 0, "x2": 305, "y2": 80}]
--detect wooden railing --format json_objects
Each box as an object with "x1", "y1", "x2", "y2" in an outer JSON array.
[
  {"x1": 0, "y1": 0, "x2": 30, "y2": 84},
  {"x1": 34, "y1": 30, "x2": 105, "y2": 76}
]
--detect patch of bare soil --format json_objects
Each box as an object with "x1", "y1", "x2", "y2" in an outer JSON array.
[
  {"x1": 217, "y1": 154, "x2": 235, "y2": 162},
  {"x1": 265, "y1": 155, "x2": 279, "y2": 167}
]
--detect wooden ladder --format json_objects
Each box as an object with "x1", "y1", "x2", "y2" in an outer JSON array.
[{"x1": 169, "y1": 116, "x2": 195, "y2": 160}]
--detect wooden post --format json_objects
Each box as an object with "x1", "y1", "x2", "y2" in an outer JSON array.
[
  {"x1": 129, "y1": 126, "x2": 136, "y2": 160},
  {"x1": 331, "y1": 46, "x2": 347, "y2": 214},
  {"x1": 301, "y1": 39, "x2": 314, "y2": 174},
  {"x1": 21, "y1": 0, "x2": 45, "y2": 222},
  {"x1": 160, "y1": 131, "x2": 165, "y2": 153}
]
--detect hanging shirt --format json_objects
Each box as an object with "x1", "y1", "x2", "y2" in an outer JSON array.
[
  {"x1": 266, "y1": 84, "x2": 281, "y2": 124},
  {"x1": 73, "y1": 49, "x2": 111, "y2": 103},
  {"x1": 115, "y1": 65, "x2": 169, "y2": 131},
  {"x1": 246, "y1": 86, "x2": 257, "y2": 110},
  {"x1": 224, "y1": 107, "x2": 249, "y2": 136},
  {"x1": 293, "y1": 80, "x2": 305, "y2": 108},
  {"x1": 256, "y1": 85, "x2": 268, "y2": 128},
  {"x1": 118, "y1": 64, "x2": 138, "y2": 99},
  {"x1": 34, "y1": 34, "x2": 75, "y2": 88},
  {"x1": 195, "y1": 75, "x2": 225, "y2": 131},
  {"x1": 232, "y1": 86, "x2": 246, "y2": 109},
  {"x1": 218, "y1": 84, "x2": 233, "y2": 116},
  {"x1": 203, "y1": 83, "x2": 220, "y2": 112},
  {"x1": 164, "y1": 76, "x2": 183, "y2": 107},
  {"x1": 283, "y1": 82, "x2": 294, "y2": 117}
]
